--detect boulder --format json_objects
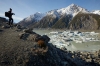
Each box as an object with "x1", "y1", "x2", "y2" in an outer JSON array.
[
  {"x1": 19, "y1": 33, "x2": 30, "y2": 40},
  {"x1": 23, "y1": 28, "x2": 35, "y2": 34},
  {"x1": 2, "y1": 25, "x2": 10, "y2": 28},
  {"x1": 15, "y1": 25, "x2": 26, "y2": 32},
  {"x1": 15, "y1": 24, "x2": 26, "y2": 29},
  {"x1": 16, "y1": 25, "x2": 22, "y2": 29},
  {"x1": 13, "y1": 24, "x2": 17, "y2": 27},
  {"x1": 32, "y1": 34, "x2": 41, "y2": 42},
  {"x1": 19, "y1": 32, "x2": 41, "y2": 41},
  {"x1": 72, "y1": 55, "x2": 75, "y2": 58},
  {"x1": 42, "y1": 35, "x2": 50, "y2": 43},
  {"x1": 27, "y1": 34, "x2": 41, "y2": 41},
  {"x1": 36, "y1": 35, "x2": 50, "y2": 43},
  {"x1": 61, "y1": 47, "x2": 67, "y2": 50}
]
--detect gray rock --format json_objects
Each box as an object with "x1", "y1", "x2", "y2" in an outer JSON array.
[
  {"x1": 32, "y1": 34, "x2": 41, "y2": 42},
  {"x1": 35, "y1": 35, "x2": 50, "y2": 43},
  {"x1": 61, "y1": 61, "x2": 68, "y2": 66},
  {"x1": 61, "y1": 47, "x2": 67, "y2": 50},
  {"x1": 27, "y1": 34, "x2": 41, "y2": 41},
  {"x1": 16, "y1": 25, "x2": 22, "y2": 29},
  {"x1": 2, "y1": 25, "x2": 10, "y2": 28},
  {"x1": 19, "y1": 33, "x2": 30, "y2": 40},
  {"x1": 23, "y1": 28, "x2": 35, "y2": 34},
  {"x1": 85, "y1": 59, "x2": 92, "y2": 62},
  {"x1": 42, "y1": 35, "x2": 50, "y2": 43}
]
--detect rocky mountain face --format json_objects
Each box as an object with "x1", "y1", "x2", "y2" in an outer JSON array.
[
  {"x1": 18, "y1": 4, "x2": 88, "y2": 28},
  {"x1": 31, "y1": 15, "x2": 59, "y2": 28},
  {"x1": 68, "y1": 13, "x2": 100, "y2": 30},
  {"x1": 18, "y1": 12, "x2": 46, "y2": 27},
  {"x1": 52, "y1": 14, "x2": 72, "y2": 29},
  {"x1": 18, "y1": 4, "x2": 100, "y2": 30}
]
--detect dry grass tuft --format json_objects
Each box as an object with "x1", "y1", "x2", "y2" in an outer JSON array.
[{"x1": 37, "y1": 40, "x2": 46, "y2": 48}]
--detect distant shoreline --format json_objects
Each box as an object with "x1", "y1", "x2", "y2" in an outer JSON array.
[{"x1": 33, "y1": 28, "x2": 100, "y2": 32}]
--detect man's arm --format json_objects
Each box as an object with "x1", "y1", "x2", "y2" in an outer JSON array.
[{"x1": 12, "y1": 13, "x2": 15, "y2": 15}]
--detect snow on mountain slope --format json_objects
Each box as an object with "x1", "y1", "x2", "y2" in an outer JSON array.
[
  {"x1": 46, "y1": 4, "x2": 89, "y2": 17},
  {"x1": 23, "y1": 12, "x2": 46, "y2": 22},
  {"x1": 19, "y1": 4, "x2": 89, "y2": 24},
  {"x1": 92, "y1": 10, "x2": 100, "y2": 15}
]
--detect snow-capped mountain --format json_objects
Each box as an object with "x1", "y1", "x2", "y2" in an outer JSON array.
[
  {"x1": 19, "y1": 4, "x2": 88, "y2": 23},
  {"x1": 47, "y1": 4, "x2": 89, "y2": 17},
  {"x1": 23, "y1": 12, "x2": 46, "y2": 22},
  {"x1": 92, "y1": 10, "x2": 100, "y2": 15},
  {"x1": 18, "y1": 12, "x2": 46, "y2": 27},
  {"x1": 19, "y1": 4, "x2": 100, "y2": 28}
]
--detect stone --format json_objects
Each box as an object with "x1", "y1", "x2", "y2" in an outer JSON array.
[
  {"x1": 23, "y1": 28, "x2": 34, "y2": 34},
  {"x1": 16, "y1": 25, "x2": 22, "y2": 29},
  {"x1": 61, "y1": 47, "x2": 67, "y2": 50},
  {"x1": 86, "y1": 59, "x2": 92, "y2": 62},
  {"x1": 42, "y1": 35, "x2": 50, "y2": 43},
  {"x1": 19, "y1": 33, "x2": 30, "y2": 40},
  {"x1": 61, "y1": 61, "x2": 68, "y2": 66},
  {"x1": 31, "y1": 47, "x2": 36, "y2": 52},
  {"x1": 2, "y1": 25, "x2": 10, "y2": 28},
  {"x1": 13, "y1": 24, "x2": 17, "y2": 27},
  {"x1": 27, "y1": 34, "x2": 36, "y2": 41},
  {"x1": 72, "y1": 55, "x2": 74, "y2": 58},
  {"x1": 31, "y1": 34, "x2": 41, "y2": 42},
  {"x1": 19, "y1": 33, "x2": 25, "y2": 39},
  {"x1": 36, "y1": 35, "x2": 50, "y2": 43},
  {"x1": 87, "y1": 55, "x2": 91, "y2": 59},
  {"x1": 79, "y1": 55, "x2": 82, "y2": 58}
]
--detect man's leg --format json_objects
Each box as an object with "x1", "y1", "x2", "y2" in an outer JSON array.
[
  {"x1": 11, "y1": 18, "x2": 13, "y2": 25},
  {"x1": 9, "y1": 18, "x2": 11, "y2": 25}
]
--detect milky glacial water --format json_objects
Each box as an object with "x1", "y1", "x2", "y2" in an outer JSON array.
[{"x1": 33, "y1": 29, "x2": 100, "y2": 52}]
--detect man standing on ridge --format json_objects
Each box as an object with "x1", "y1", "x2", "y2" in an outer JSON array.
[{"x1": 8, "y1": 8, "x2": 15, "y2": 26}]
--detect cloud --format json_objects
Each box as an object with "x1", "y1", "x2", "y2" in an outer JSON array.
[
  {"x1": 0, "y1": 13, "x2": 4, "y2": 16},
  {"x1": 13, "y1": 16, "x2": 23, "y2": 21}
]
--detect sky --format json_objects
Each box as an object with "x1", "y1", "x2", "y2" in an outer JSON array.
[{"x1": 0, "y1": 0, "x2": 100, "y2": 23}]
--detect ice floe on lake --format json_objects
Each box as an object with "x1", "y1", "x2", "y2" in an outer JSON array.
[{"x1": 47, "y1": 30, "x2": 100, "y2": 51}]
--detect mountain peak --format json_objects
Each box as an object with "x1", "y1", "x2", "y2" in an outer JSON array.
[
  {"x1": 69, "y1": 3, "x2": 78, "y2": 7},
  {"x1": 57, "y1": 3, "x2": 88, "y2": 17},
  {"x1": 92, "y1": 10, "x2": 100, "y2": 15},
  {"x1": 67, "y1": 3, "x2": 83, "y2": 10},
  {"x1": 46, "y1": 3, "x2": 88, "y2": 17},
  {"x1": 19, "y1": 4, "x2": 100, "y2": 27}
]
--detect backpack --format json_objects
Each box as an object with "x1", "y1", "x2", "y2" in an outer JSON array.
[{"x1": 5, "y1": 12, "x2": 10, "y2": 17}]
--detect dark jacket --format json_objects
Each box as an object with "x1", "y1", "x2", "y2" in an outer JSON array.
[{"x1": 8, "y1": 11, "x2": 14, "y2": 18}]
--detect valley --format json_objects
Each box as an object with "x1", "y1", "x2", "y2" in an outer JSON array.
[{"x1": 33, "y1": 29, "x2": 100, "y2": 52}]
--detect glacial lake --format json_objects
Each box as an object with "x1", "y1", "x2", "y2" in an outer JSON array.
[{"x1": 33, "y1": 29, "x2": 100, "y2": 52}]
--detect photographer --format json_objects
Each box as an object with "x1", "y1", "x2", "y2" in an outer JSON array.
[{"x1": 8, "y1": 8, "x2": 15, "y2": 26}]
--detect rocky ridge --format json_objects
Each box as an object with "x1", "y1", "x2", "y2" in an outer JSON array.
[
  {"x1": 18, "y1": 4, "x2": 89, "y2": 29},
  {"x1": 0, "y1": 18, "x2": 100, "y2": 66},
  {"x1": 68, "y1": 13, "x2": 100, "y2": 30}
]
